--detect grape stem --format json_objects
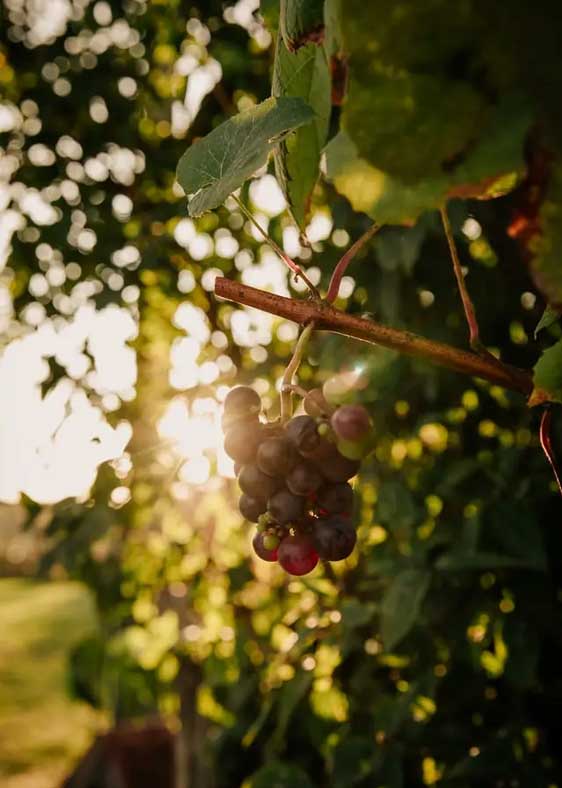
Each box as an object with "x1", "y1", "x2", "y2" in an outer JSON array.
[
  {"x1": 539, "y1": 407, "x2": 562, "y2": 497},
  {"x1": 281, "y1": 322, "x2": 315, "y2": 421},
  {"x1": 440, "y1": 204, "x2": 506, "y2": 369},
  {"x1": 326, "y1": 222, "x2": 380, "y2": 303},
  {"x1": 233, "y1": 194, "x2": 320, "y2": 297},
  {"x1": 214, "y1": 277, "x2": 533, "y2": 395}
]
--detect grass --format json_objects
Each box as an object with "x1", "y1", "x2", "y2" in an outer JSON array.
[{"x1": 0, "y1": 578, "x2": 104, "y2": 788}]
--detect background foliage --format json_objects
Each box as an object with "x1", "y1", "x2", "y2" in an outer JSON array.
[{"x1": 1, "y1": 0, "x2": 562, "y2": 786}]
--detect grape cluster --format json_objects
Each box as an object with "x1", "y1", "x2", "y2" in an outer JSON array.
[{"x1": 223, "y1": 385, "x2": 373, "y2": 576}]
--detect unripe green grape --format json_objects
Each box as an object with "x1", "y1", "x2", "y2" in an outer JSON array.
[
  {"x1": 322, "y1": 374, "x2": 355, "y2": 406},
  {"x1": 336, "y1": 437, "x2": 371, "y2": 460},
  {"x1": 263, "y1": 533, "x2": 280, "y2": 551}
]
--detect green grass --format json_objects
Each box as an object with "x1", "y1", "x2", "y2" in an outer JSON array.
[{"x1": 0, "y1": 578, "x2": 103, "y2": 788}]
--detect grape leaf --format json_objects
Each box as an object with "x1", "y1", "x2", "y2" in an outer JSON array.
[
  {"x1": 534, "y1": 305, "x2": 561, "y2": 338},
  {"x1": 272, "y1": 38, "x2": 331, "y2": 228},
  {"x1": 279, "y1": 0, "x2": 325, "y2": 51},
  {"x1": 176, "y1": 97, "x2": 314, "y2": 217},
  {"x1": 323, "y1": 131, "x2": 446, "y2": 224},
  {"x1": 532, "y1": 339, "x2": 562, "y2": 405},
  {"x1": 530, "y1": 164, "x2": 562, "y2": 309},
  {"x1": 381, "y1": 569, "x2": 430, "y2": 651}
]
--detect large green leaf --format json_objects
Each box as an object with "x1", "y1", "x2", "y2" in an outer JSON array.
[
  {"x1": 176, "y1": 96, "x2": 314, "y2": 216},
  {"x1": 279, "y1": 0, "x2": 325, "y2": 51},
  {"x1": 376, "y1": 481, "x2": 419, "y2": 540},
  {"x1": 272, "y1": 37, "x2": 331, "y2": 228},
  {"x1": 323, "y1": 132, "x2": 445, "y2": 224},
  {"x1": 530, "y1": 163, "x2": 562, "y2": 309},
  {"x1": 532, "y1": 338, "x2": 562, "y2": 405},
  {"x1": 380, "y1": 569, "x2": 430, "y2": 651}
]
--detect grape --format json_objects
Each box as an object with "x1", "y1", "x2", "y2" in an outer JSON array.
[
  {"x1": 322, "y1": 374, "x2": 355, "y2": 406},
  {"x1": 238, "y1": 464, "x2": 283, "y2": 499},
  {"x1": 239, "y1": 494, "x2": 266, "y2": 522},
  {"x1": 268, "y1": 488, "x2": 305, "y2": 525},
  {"x1": 303, "y1": 388, "x2": 331, "y2": 418},
  {"x1": 286, "y1": 462, "x2": 323, "y2": 497},
  {"x1": 312, "y1": 516, "x2": 357, "y2": 561},
  {"x1": 262, "y1": 533, "x2": 280, "y2": 551},
  {"x1": 224, "y1": 386, "x2": 261, "y2": 416},
  {"x1": 318, "y1": 452, "x2": 360, "y2": 483},
  {"x1": 317, "y1": 482, "x2": 353, "y2": 514},
  {"x1": 224, "y1": 422, "x2": 263, "y2": 465},
  {"x1": 336, "y1": 437, "x2": 370, "y2": 461},
  {"x1": 285, "y1": 415, "x2": 336, "y2": 461},
  {"x1": 252, "y1": 531, "x2": 278, "y2": 562},
  {"x1": 331, "y1": 404, "x2": 371, "y2": 442},
  {"x1": 278, "y1": 534, "x2": 319, "y2": 575},
  {"x1": 257, "y1": 436, "x2": 298, "y2": 477}
]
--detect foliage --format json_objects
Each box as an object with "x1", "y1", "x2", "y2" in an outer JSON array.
[{"x1": 1, "y1": 1, "x2": 562, "y2": 787}]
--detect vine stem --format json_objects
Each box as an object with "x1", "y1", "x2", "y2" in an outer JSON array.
[
  {"x1": 440, "y1": 204, "x2": 483, "y2": 351},
  {"x1": 233, "y1": 194, "x2": 320, "y2": 297},
  {"x1": 214, "y1": 277, "x2": 533, "y2": 395},
  {"x1": 539, "y1": 408, "x2": 562, "y2": 497},
  {"x1": 280, "y1": 322, "x2": 315, "y2": 421},
  {"x1": 326, "y1": 223, "x2": 380, "y2": 303}
]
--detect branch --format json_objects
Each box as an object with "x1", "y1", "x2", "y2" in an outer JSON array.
[
  {"x1": 440, "y1": 204, "x2": 481, "y2": 349},
  {"x1": 326, "y1": 223, "x2": 380, "y2": 303},
  {"x1": 233, "y1": 195, "x2": 319, "y2": 297},
  {"x1": 214, "y1": 277, "x2": 533, "y2": 396}
]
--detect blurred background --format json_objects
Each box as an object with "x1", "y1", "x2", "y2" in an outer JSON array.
[{"x1": 1, "y1": 1, "x2": 562, "y2": 787}]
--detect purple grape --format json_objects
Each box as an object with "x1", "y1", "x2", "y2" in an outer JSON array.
[
  {"x1": 238, "y1": 464, "x2": 283, "y2": 499},
  {"x1": 224, "y1": 386, "x2": 261, "y2": 416},
  {"x1": 303, "y1": 388, "x2": 331, "y2": 418},
  {"x1": 317, "y1": 482, "x2": 353, "y2": 514},
  {"x1": 257, "y1": 436, "x2": 298, "y2": 477},
  {"x1": 317, "y1": 452, "x2": 360, "y2": 483},
  {"x1": 331, "y1": 404, "x2": 371, "y2": 442},
  {"x1": 285, "y1": 415, "x2": 337, "y2": 461},
  {"x1": 268, "y1": 488, "x2": 305, "y2": 525},
  {"x1": 278, "y1": 534, "x2": 319, "y2": 575},
  {"x1": 224, "y1": 422, "x2": 263, "y2": 465},
  {"x1": 312, "y1": 516, "x2": 357, "y2": 561},
  {"x1": 286, "y1": 462, "x2": 323, "y2": 497},
  {"x1": 239, "y1": 494, "x2": 266, "y2": 522}
]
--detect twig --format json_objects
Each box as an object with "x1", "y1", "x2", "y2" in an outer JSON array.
[
  {"x1": 214, "y1": 277, "x2": 533, "y2": 396},
  {"x1": 440, "y1": 204, "x2": 484, "y2": 352},
  {"x1": 280, "y1": 322, "x2": 315, "y2": 421},
  {"x1": 326, "y1": 223, "x2": 380, "y2": 303},
  {"x1": 539, "y1": 407, "x2": 562, "y2": 497},
  {"x1": 233, "y1": 194, "x2": 320, "y2": 297}
]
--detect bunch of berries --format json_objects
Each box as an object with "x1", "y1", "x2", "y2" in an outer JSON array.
[{"x1": 223, "y1": 383, "x2": 373, "y2": 576}]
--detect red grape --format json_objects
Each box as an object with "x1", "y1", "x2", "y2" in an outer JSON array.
[
  {"x1": 252, "y1": 531, "x2": 278, "y2": 562},
  {"x1": 224, "y1": 422, "x2": 263, "y2": 465},
  {"x1": 278, "y1": 534, "x2": 319, "y2": 575},
  {"x1": 331, "y1": 404, "x2": 371, "y2": 442},
  {"x1": 224, "y1": 386, "x2": 261, "y2": 416},
  {"x1": 317, "y1": 482, "x2": 353, "y2": 514},
  {"x1": 317, "y1": 452, "x2": 360, "y2": 483}
]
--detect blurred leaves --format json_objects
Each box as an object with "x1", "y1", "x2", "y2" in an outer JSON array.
[{"x1": 380, "y1": 569, "x2": 430, "y2": 651}]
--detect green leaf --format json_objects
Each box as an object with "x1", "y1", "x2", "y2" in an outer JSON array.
[
  {"x1": 381, "y1": 569, "x2": 430, "y2": 651},
  {"x1": 279, "y1": 0, "x2": 325, "y2": 51},
  {"x1": 376, "y1": 481, "x2": 419, "y2": 539},
  {"x1": 249, "y1": 761, "x2": 314, "y2": 788},
  {"x1": 535, "y1": 305, "x2": 561, "y2": 338},
  {"x1": 323, "y1": 132, "x2": 446, "y2": 224},
  {"x1": 533, "y1": 338, "x2": 562, "y2": 405},
  {"x1": 530, "y1": 163, "x2": 562, "y2": 309},
  {"x1": 176, "y1": 96, "x2": 314, "y2": 216},
  {"x1": 332, "y1": 736, "x2": 375, "y2": 787},
  {"x1": 272, "y1": 37, "x2": 331, "y2": 228}
]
